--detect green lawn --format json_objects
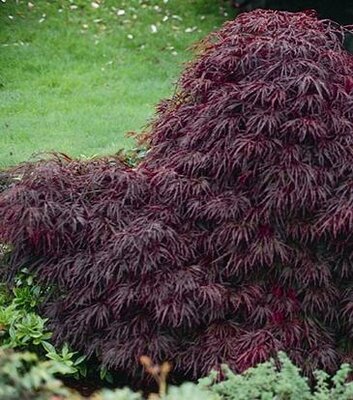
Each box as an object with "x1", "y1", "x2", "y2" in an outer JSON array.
[{"x1": 0, "y1": 0, "x2": 233, "y2": 167}]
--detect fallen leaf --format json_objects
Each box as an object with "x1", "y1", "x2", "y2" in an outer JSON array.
[
  {"x1": 172, "y1": 15, "x2": 182, "y2": 21},
  {"x1": 185, "y1": 26, "x2": 197, "y2": 33}
]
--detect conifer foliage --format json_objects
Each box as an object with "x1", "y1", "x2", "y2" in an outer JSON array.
[{"x1": 1, "y1": 10, "x2": 353, "y2": 383}]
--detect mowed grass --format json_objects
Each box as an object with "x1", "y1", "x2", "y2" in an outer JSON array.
[{"x1": 0, "y1": 0, "x2": 233, "y2": 167}]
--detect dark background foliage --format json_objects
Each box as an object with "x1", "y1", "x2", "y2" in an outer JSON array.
[
  {"x1": 232, "y1": 0, "x2": 353, "y2": 25},
  {"x1": 2, "y1": 9, "x2": 353, "y2": 386},
  {"x1": 231, "y1": 0, "x2": 353, "y2": 52}
]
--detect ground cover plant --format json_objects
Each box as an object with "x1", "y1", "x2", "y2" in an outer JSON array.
[
  {"x1": 2, "y1": 5, "x2": 353, "y2": 391},
  {"x1": 3, "y1": 349, "x2": 353, "y2": 399},
  {"x1": 0, "y1": 0, "x2": 232, "y2": 167}
]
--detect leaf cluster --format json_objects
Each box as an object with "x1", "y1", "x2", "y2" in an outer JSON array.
[
  {"x1": 0, "y1": 270, "x2": 51, "y2": 349},
  {"x1": 0, "y1": 348, "x2": 73, "y2": 400},
  {"x1": 0, "y1": 269, "x2": 87, "y2": 378}
]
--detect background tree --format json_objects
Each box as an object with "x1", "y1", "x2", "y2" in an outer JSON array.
[{"x1": 233, "y1": 0, "x2": 353, "y2": 25}]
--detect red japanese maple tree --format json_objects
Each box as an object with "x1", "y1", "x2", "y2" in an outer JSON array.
[{"x1": 1, "y1": 9, "x2": 353, "y2": 383}]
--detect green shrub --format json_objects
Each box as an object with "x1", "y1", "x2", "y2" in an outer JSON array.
[
  {"x1": 166, "y1": 383, "x2": 219, "y2": 400},
  {"x1": 93, "y1": 385, "x2": 219, "y2": 400},
  {"x1": 0, "y1": 268, "x2": 87, "y2": 378},
  {"x1": 0, "y1": 347, "x2": 217, "y2": 400},
  {"x1": 2, "y1": 348, "x2": 353, "y2": 400},
  {"x1": 0, "y1": 269, "x2": 51, "y2": 349},
  {"x1": 93, "y1": 388, "x2": 143, "y2": 400},
  {"x1": 201, "y1": 352, "x2": 353, "y2": 400},
  {"x1": 0, "y1": 348, "x2": 73, "y2": 400}
]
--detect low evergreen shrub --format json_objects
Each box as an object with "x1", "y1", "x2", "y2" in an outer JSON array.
[
  {"x1": 0, "y1": 348, "x2": 73, "y2": 400},
  {"x1": 202, "y1": 352, "x2": 353, "y2": 400},
  {"x1": 1, "y1": 9, "x2": 353, "y2": 386},
  {"x1": 2, "y1": 350, "x2": 353, "y2": 400}
]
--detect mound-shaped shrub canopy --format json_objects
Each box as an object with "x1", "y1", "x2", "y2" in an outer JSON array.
[{"x1": 1, "y1": 9, "x2": 353, "y2": 384}]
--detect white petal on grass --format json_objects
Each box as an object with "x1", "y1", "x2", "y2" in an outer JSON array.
[
  {"x1": 150, "y1": 24, "x2": 158, "y2": 34},
  {"x1": 171, "y1": 15, "x2": 183, "y2": 21},
  {"x1": 127, "y1": 34, "x2": 134, "y2": 40},
  {"x1": 91, "y1": 2, "x2": 100, "y2": 9},
  {"x1": 117, "y1": 9, "x2": 125, "y2": 16},
  {"x1": 185, "y1": 26, "x2": 197, "y2": 33},
  {"x1": 70, "y1": 5, "x2": 78, "y2": 10},
  {"x1": 162, "y1": 15, "x2": 168, "y2": 22},
  {"x1": 28, "y1": 2, "x2": 34, "y2": 9}
]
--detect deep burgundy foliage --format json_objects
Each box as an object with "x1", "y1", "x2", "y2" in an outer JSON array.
[
  {"x1": 232, "y1": 0, "x2": 353, "y2": 25},
  {"x1": 2, "y1": 9, "x2": 353, "y2": 383}
]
